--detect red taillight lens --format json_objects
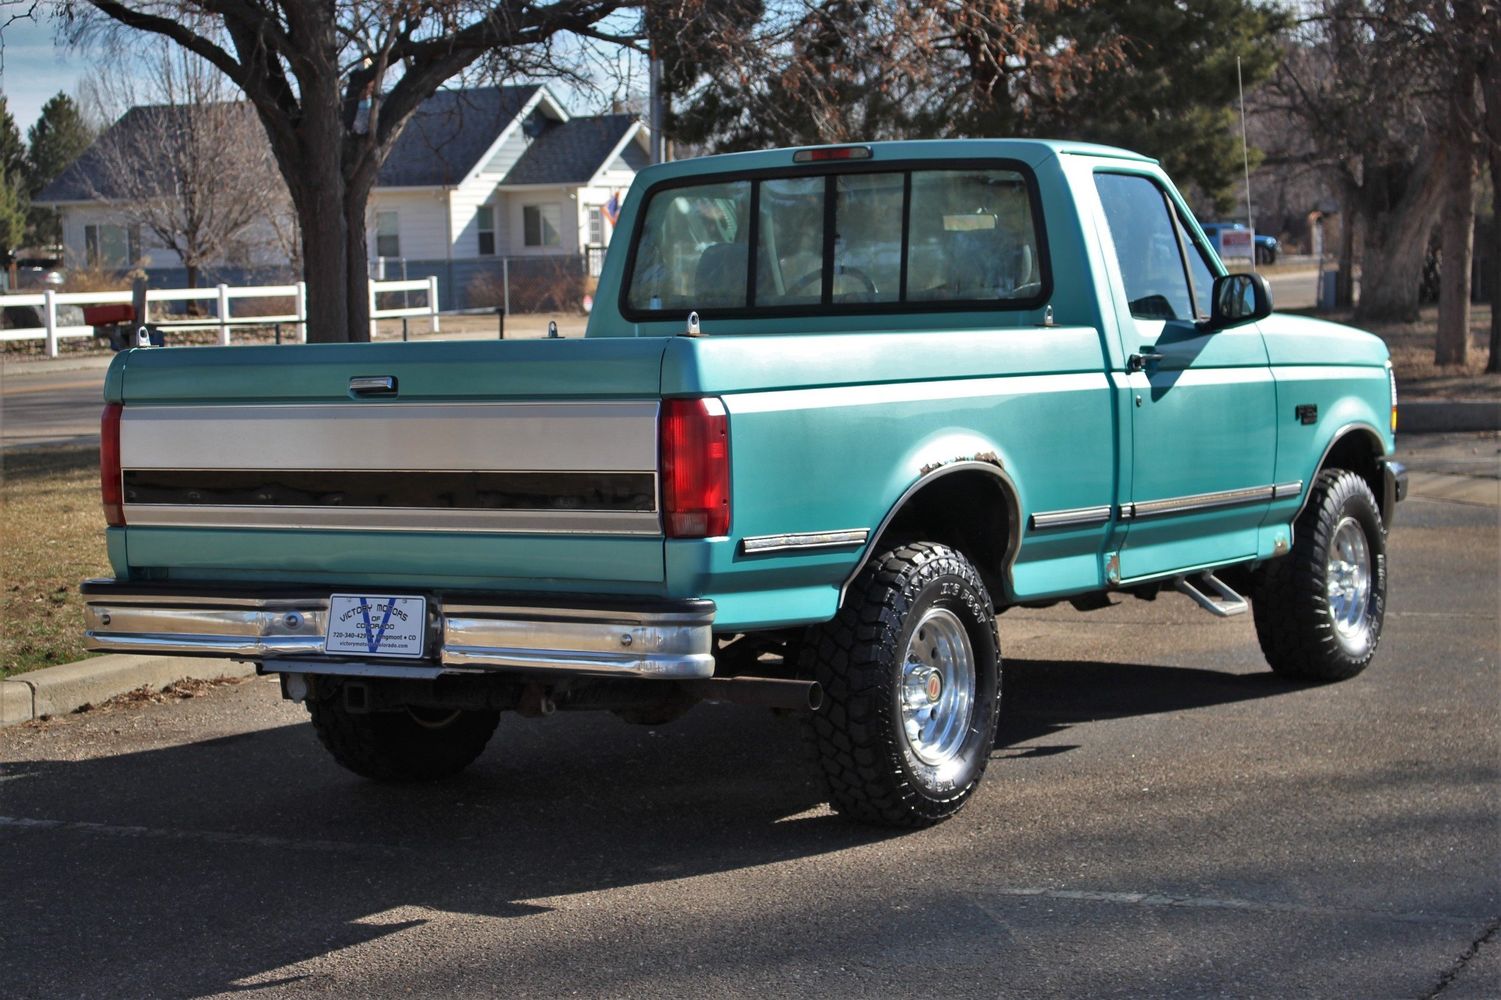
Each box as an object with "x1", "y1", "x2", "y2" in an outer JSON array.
[
  {"x1": 660, "y1": 397, "x2": 730, "y2": 538},
  {"x1": 101, "y1": 403, "x2": 124, "y2": 526}
]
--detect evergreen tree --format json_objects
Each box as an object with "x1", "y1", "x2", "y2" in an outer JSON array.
[
  {"x1": 26, "y1": 92, "x2": 94, "y2": 246},
  {"x1": 0, "y1": 171, "x2": 27, "y2": 258},
  {"x1": 0, "y1": 95, "x2": 26, "y2": 182},
  {"x1": 0, "y1": 95, "x2": 29, "y2": 258}
]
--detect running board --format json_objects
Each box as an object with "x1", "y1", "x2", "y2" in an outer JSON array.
[{"x1": 1174, "y1": 572, "x2": 1249, "y2": 617}]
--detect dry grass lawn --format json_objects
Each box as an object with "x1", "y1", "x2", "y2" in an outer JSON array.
[{"x1": 1, "y1": 446, "x2": 111, "y2": 677}]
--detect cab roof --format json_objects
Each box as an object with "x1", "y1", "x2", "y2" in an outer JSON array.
[{"x1": 635, "y1": 138, "x2": 1157, "y2": 183}]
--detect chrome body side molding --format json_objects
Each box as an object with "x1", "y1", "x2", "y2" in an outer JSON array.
[
  {"x1": 1029, "y1": 504, "x2": 1112, "y2": 530},
  {"x1": 741, "y1": 529, "x2": 870, "y2": 554},
  {"x1": 1122, "y1": 484, "x2": 1276, "y2": 520}
]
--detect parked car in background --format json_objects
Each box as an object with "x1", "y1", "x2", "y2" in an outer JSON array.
[{"x1": 1199, "y1": 221, "x2": 1279, "y2": 265}]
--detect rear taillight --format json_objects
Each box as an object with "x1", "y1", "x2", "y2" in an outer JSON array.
[
  {"x1": 660, "y1": 397, "x2": 730, "y2": 538},
  {"x1": 101, "y1": 403, "x2": 124, "y2": 526}
]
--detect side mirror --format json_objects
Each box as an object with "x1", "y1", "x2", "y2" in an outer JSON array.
[{"x1": 1203, "y1": 272, "x2": 1272, "y2": 331}]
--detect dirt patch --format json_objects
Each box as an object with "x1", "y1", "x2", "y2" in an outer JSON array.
[{"x1": 68, "y1": 675, "x2": 253, "y2": 717}]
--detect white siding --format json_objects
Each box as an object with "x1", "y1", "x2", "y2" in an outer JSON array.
[
  {"x1": 367, "y1": 190, "x2": 450, "y2": 262},
  {"x1": 478, "y1": 130, "x2": 529, "y2": 180}
]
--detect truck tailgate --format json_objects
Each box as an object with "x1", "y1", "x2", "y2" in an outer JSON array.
[{"x1": 109, "y1": 338, "x2": 672, "y2": 593}]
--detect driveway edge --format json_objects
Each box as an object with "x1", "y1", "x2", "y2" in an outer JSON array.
[{"x1": 0, "y1": 655, "x2": 255, "y2": 728}]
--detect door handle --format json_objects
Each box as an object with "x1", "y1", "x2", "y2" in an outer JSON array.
[{"x1": 1127, "y1": 352, "x2": 1164, "y2": 373}]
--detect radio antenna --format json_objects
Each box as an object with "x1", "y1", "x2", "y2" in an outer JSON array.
[{"x1": 1237, "y1": 56, "x2": 1256, "y2": 269}]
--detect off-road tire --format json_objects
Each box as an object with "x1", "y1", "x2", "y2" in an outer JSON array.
[
  {"x1": 1252, "y1": 469, "x2": 1387, "y2": 682},
  {"x1": 307, "y1": 697, "x2": 500, "y2": 782},
  {"x1": 802, "y1": 541, "x2": 1002, "y2": 828}
]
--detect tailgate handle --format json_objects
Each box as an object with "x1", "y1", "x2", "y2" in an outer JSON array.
[{"x1": 349, "y1": 375, "x2": 397, "y2": 396}]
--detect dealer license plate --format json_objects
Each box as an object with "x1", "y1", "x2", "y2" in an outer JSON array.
[{"x1": 324, "y1": 595, "x2": 427, "y2": 658}]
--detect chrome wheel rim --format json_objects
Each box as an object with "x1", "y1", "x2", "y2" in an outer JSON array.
[
  {"x1": 1327, "y1": 516, "x2": 1372, "y2": 647},
  {"x1": 900, "y1": 607, "x2": 976, "y2": 767}
]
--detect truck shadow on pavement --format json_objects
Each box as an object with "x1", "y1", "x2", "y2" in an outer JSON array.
[
  {"x1": 0, "y1": 657, "x2": 1305, "y2": 997},
  {"x1": 997, "y1": 657, "x2": 1305, "y2": 753}
]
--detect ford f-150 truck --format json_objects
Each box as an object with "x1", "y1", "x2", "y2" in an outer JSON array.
[{"x1": 83, "y1": 140, "x2": 1407, "y2": 827}]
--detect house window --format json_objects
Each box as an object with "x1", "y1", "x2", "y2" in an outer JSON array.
[
  {"x1": 84, "y1": 223, "x2": 141, "y2": 269},
  {"x1": 476, "y1": 204, "x2": 496, "y2": 256},
  {"x1": 523, "y1": 204, "x2": 561, "y2": 248},
  {"x1": 587, "y1": 206, "x2": 604, "y2": 246},
  {"x1": 375, "y1": 211, "x2": 400, "y2": 258}
]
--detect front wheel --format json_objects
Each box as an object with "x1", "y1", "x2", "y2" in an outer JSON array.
[
  {"x1": 803, "y1": 541, "x2": 1002, "y2": 827},
  {"x1": 1251, "y1": 469, "x2": 1388, "y2": 681}
]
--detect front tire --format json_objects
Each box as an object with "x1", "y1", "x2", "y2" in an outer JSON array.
[
  {"x1": 803, "y1": 541, "x2": 1002, "y2": 828},
  {"x1": 307, "y1": 695, "x2": 500, "y2": 782},
  {"x1": 1251, "y1": 469, "x2": 1388, "y2": 681}
]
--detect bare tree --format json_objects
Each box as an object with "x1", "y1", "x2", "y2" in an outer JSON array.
[
  {"x1": 82, "y1": 40, "x2": 288, "y2": 286},
  {"x1": 30, "y1": 0, "x2": 642, "y2": 342}
]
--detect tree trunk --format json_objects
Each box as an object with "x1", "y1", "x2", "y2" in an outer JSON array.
[
  {"x1": 1483, "y1": 53, "x2": 1501, "y2": 373},
  {"x1": 291, "y1": 93, "x2": 358, "y2": 344},
  {"x1": 1355, "y1": 153, "x2": 1447, "y2": 324},
  {"x1": 185, "y1": 264, "x2": 199, "y2": 289},
  {"x1": 1337, "y1": 182, "x2": 1357, "y2": 308},
  {"x1": 344, "y1": 183, "x2": 372, "y2": 343},
  {"x1": 1435, "y1": 74, "x2": 1478, "y2": 365}
]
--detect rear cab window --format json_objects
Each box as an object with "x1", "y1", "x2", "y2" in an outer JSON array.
[{"x1": 622, "y1": 161, "x2": 1050, "y2": 320}]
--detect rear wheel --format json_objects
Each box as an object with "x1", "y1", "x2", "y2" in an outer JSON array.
[
  {"x1": 1251, "y1": 469, "x2": 1387, "y2": 681},
  {"x1": 803, "y1": 541, "x2": 1002, "y2": 827},
  {"x1": 307, "y1": 694, "x2": 500, "y2": 782}
]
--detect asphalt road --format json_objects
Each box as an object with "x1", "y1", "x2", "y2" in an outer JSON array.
[
  {"x1": 0, "y1": 364, "x2": 109, "y2": 449},
  {"x1": 1, "y1": 496, "x2": 1496, "y2": 998}
]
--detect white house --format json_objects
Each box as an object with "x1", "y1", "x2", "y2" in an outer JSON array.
[{"x1": 37, "y1": 85, "x2": 650, "y2": 308}]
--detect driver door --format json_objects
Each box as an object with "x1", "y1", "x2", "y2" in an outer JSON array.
[{"x1": 1093, "y1": 172, "x2": 1276, "y2": 582}]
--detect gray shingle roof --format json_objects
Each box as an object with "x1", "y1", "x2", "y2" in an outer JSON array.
[
  {"x1": 379, "y1": 85, "x2": 539, "y2": 186},
  {"x1": 38, "y1": 87, "x2": 641, "y2": 203},
  {"x1": 37, "y1": 104, "x2": 254, "y2": 202},
  {"x1": 503, "y1": 114, "x2": 639, "y2": 186}
]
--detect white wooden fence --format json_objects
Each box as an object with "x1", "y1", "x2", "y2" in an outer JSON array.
[{"x1": 0, "y1": 276, "x2": 440, "y2": 357}]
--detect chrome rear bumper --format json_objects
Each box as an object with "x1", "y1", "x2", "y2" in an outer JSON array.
[{"x1": 81, "y1": 582, "x2": 716, "y2": 680}]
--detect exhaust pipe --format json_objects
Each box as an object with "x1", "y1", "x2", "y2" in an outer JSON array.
[{"x1": 681, "y1": 676, "x2": 823, "y2": 712}]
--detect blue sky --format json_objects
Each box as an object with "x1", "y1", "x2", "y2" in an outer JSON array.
[{"x1": 0, "y1": 14, "x2": 88, "y2": 133}]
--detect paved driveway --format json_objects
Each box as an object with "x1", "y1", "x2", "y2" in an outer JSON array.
[{"x1": 1, "y1": 495, "x2": 1495, "y2": 998}]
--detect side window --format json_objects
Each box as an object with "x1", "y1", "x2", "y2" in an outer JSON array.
[
  {"x1": 476, "y1": 204, "x2": 496, "y2": 256},
  {"x1": 1093, "y1": 173, "x2": 1194, "y2": 322},
  {"x1": 1175, "y1": 213, "x2": 1216, "y2": 319},
  {"x1": 375, "y1": 211, "x2": 400, "y2": 258},
  {"x1": 625, "y1": 180, "x2": 752, "y2": 311}
]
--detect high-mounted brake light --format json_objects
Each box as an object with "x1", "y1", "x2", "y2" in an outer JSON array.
[
  {"x1": 660, "y1": 397, "x2": 730, "y2": 538},
  {"x1": 101, "y1": 402, "x2": 125, "y2": 527},
  {"x1": 793, "y1": 145, "x2": 872, "y2": 163}
]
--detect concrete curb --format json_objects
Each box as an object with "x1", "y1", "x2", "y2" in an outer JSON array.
[
  {"x1": 0, "y1": 655, "x2": 255, "y2": 728},
  {"x1": 1401, "y1": 400, "x2": 1501, "y2": 433}
]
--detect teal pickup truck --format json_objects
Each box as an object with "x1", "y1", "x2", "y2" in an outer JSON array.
[{"x1": 83, "y1": 140, "x2": 1406, "y2": 827}]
